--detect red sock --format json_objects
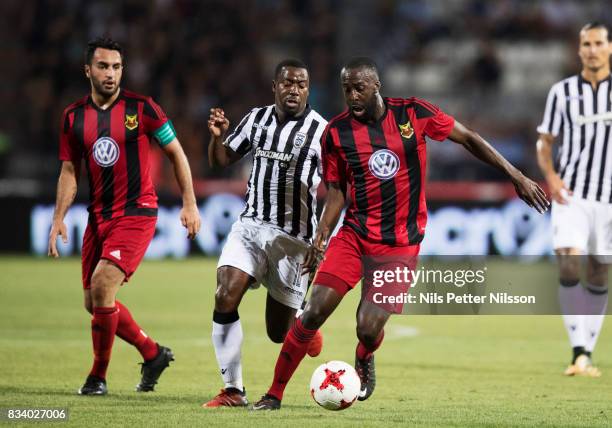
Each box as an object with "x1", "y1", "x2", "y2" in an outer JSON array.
[
  {"x1": 356, "y1": 330, "x2": 385, "y2": 360},
  {"x1": 267, "y1": 318, "x2": 317, "y2": 401},
  {"x1": 115, "y1": 301, "x2": 158, "y2": 361},
  {"x1": 89, "y1": 306, "x2": 119, "y2": 379}
]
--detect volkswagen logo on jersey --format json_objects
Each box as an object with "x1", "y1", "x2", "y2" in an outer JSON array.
[
  {"x1": 369, "y1": 149, "x2": 400, "y2": 180},
  {"x1": 92, "y1": 137, "x2": 120, "y2": 167}
]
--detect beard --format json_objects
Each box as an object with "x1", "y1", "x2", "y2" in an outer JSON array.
[{"x1": 91, "y1": 77, "x2": 119, "y2": 98}]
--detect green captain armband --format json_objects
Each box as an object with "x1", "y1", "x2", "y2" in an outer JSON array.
[{"x1": 153, "y1": 120, "x2": 177, "y2": 147}]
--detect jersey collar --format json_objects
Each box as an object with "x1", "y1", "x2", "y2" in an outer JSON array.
[
  {"x1": 88, "y1": 89, "x2": 123, "y2": 112},
  {"x1": 273, "y1": 104, "x2": 311, "y2": 123},
  {"x1": 578, "y1": 72, "x2": 612, "y2": 91}
]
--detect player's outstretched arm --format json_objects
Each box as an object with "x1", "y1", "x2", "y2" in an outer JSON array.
[
  {"x1": 48, "y1": 160, "x2": 79, "y2": 258},
  {"x1": 207, "y1": 107, "x2": 242, "y2": 167},
  {"x1": 536, "y1": 133, "x2": 570, "y2": 204},
  {"x1": 303, "y1": 182, "x2": 346, "y2": 274},
  {"x1": 448, "y1": 120, "x2": 550, "y2": 213},
  {"x1": 162, "y1": 139, "x2": 201, "y2": 240}
]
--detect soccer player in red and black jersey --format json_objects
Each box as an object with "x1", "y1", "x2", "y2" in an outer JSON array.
[
  {"x1": 47, "y1": 38, "x2": 201, "y2": 395},
  {"x1": 252, "y1": 57, "x2": 550, "y2": 410}
]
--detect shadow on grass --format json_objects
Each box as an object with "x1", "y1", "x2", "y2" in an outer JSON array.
[{"x1": 0, "y1": 384, "x2": 203, "y2": 404}]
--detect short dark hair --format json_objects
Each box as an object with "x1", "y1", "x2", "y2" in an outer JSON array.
[
  {"x1": 274, "y1": 59, "x2": 308, "y2": 79},
  {"x1": 343, "y1": 57, "x2": 379, "y2": 76},
  {"x1": 85, "y1": 37, "x2": 124, "y2": 65},
  {"x1": 580, "y1": 22, "x2": 611, "y2": 41}
]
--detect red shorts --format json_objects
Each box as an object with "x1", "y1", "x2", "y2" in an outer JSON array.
[
  {"x1": 81, "y1": 216, "x2": 157, "y2": 289},
  {"x1": 314, "y1": 226, "x2": 420, "y2": 312}
]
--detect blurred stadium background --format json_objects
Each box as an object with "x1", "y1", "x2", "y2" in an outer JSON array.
[{"x1": 1, "y1": 0, "x2": 610, "y2": 257}]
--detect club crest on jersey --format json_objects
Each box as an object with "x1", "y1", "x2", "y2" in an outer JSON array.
[
  {"x1": 293, "y1": 132, "x2": 307, "y2": 148},
  {"x1": 399, "y1": 121, "x2": 414, "y2": 139},
  {"x1": 369, "y1": 149, "x2": 400, "y2": 180},
  {"x1": 92, "y1": 137, "x2": 120, "y2": 167},
  {"x1": 125, "y1": 114, "x2": 138, "y2": 130}
]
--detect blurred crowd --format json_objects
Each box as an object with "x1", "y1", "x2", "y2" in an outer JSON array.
[{"x1": 2, "y1": 0, "x2": 610, "y2": 196}]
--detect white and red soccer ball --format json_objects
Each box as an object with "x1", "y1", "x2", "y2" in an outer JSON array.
[{"x1": 309, "y1": 360, "x2": 361, "y2": 410}]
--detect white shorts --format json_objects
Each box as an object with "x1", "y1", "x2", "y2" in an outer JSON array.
[
  {"x1": 551, "y1": 196, "x2": 612, "y2": 262},
  {"x1": 217, "y1": 217, "x2": 310, "y2": 309}
]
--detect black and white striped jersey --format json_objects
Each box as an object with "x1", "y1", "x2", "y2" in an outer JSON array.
[
  {"x1": 224, "y1": 105, "x2": 327, "y2": 242},
  {"x1": 538, "y1": 74, "x2": 612, "y2": 203}
]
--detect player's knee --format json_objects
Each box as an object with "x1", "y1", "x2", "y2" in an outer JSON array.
[
  {"x1": 90, "y1": 270, "x2": 115, "y2": 303},
  {"x1": 90, "y1": 267, "x2": 114, "y2": 289}
]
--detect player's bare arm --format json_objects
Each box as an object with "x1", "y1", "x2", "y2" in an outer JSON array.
[
  {"x1": 162, "y1": 139, "x2": 201, "y2": 240},
  {"x1": 207, "y1": 107, "x2": 242, "y2": 167},
  {"x1": 448, "y1": 120, "x2": 550, "y2": 213},
  {"x1": 303, "y1": 182, "x2": 346, "y2": 274},
  {"x1": 48, "y1": 160, "x2": 80, "y2": 258},
  {"x1": 536, "y1": 133, "x2": 570, "y2": 204}
]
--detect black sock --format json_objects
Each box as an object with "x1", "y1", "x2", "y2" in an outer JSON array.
[
  {"x1": 213, "y1": 310, "x2": 239, "y2": 324},
  {"x1": 572, "y1": 346, "x2": 587, "y2": 363}
]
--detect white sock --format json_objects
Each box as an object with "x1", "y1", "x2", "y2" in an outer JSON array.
[
  {"x1": 583, "y1": 283, "x2": 608, "y2": 353},
  {"x1": 212, "y1": 312, "x2": 244, "y2": 391},
  {"x1": 559, "y1": 282, "x2": 587, "y2": 348}
]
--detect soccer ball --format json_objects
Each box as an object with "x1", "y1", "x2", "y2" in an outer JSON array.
[{"x1": 309, "y1": 360, "x2": 361, "y2": 410}]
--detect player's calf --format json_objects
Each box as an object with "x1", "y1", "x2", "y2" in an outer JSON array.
[
  {"x1": 356, "y1": 328, "x2": 382, "y2": 350},
  {"x1": 300, "y1": 289, "x2": 341, "y2": 330},
  {"x1": 266, "y1": 329, "x2": 286, "y2": 344},
  {"x1": 83, "y1": 290, "x2": 94, "y2": 314}
]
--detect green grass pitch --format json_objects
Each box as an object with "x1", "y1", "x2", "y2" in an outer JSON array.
[{"x1": 0, "y1": 256, "x2": 610, "y2": 427}]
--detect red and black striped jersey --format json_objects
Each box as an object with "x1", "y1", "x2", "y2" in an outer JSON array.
[
  {"x1": 322, "y1": 97, "x2": 455, "y2": 246},
  {"x1": 59, "y1": 89, "x2": 170, "y2": 223}
]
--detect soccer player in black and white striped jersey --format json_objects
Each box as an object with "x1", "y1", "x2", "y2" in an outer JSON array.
[
  {"x1": 202, "y1": 59, "x2": 327, "y2": 407},
  {"x1": 537, "y1": 22, "x2": 611, "y2": 377}
]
